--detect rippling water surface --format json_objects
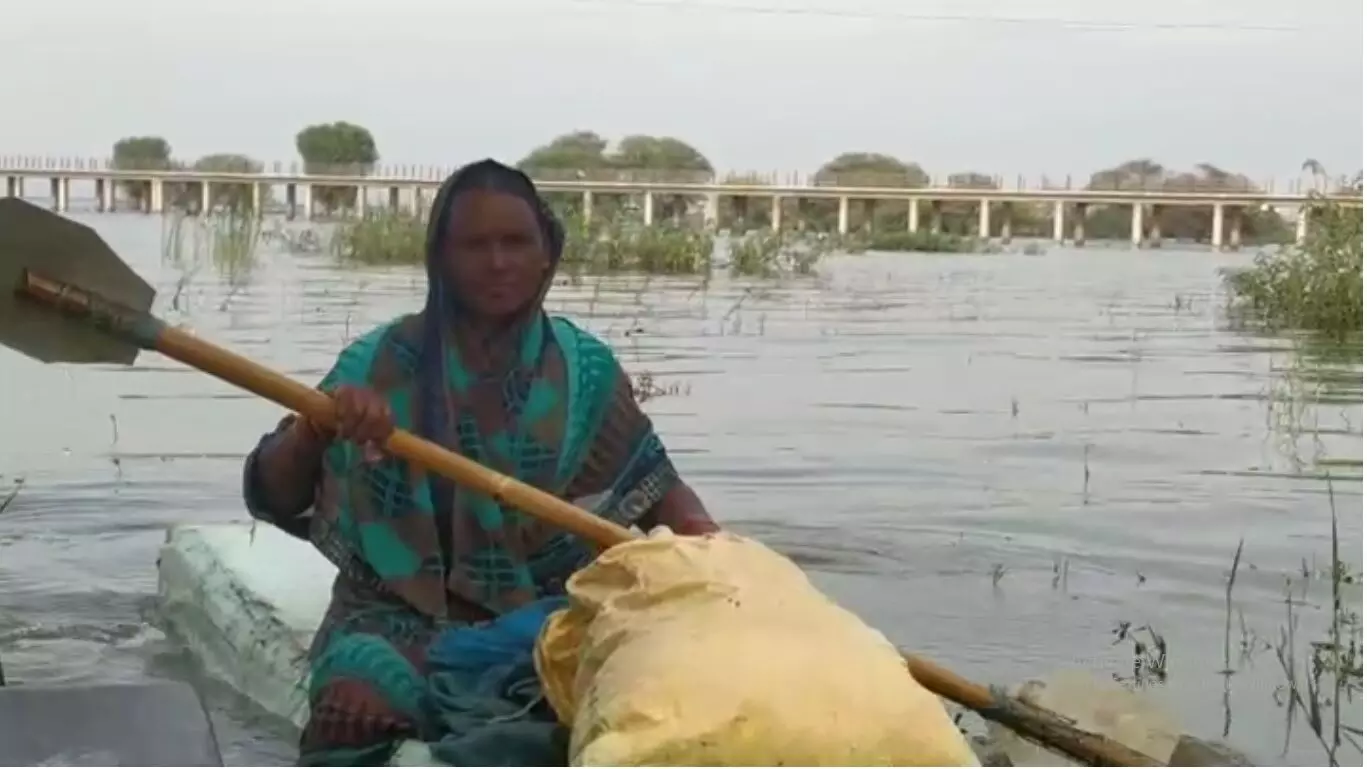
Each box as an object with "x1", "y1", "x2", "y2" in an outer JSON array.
[{"x1": 0, "y1": 212, "x2": 1360, "y2": 765}]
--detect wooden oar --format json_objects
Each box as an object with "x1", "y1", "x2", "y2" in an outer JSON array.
[{"x1": 0, "y1": 198, "x2": 1159, "y2": 767}]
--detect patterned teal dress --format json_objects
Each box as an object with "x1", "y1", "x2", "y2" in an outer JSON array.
[{"x1": 244, "y1": 311, "x2": 679, "y2": 766}]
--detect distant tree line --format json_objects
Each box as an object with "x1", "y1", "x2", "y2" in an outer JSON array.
[{"x1": 109, "y1": 126, "x2": 1358, "y2": 243}]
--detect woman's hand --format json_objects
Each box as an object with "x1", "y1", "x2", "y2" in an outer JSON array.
[{"x1": 314, "y1": 384, "x2": 394, "y2": 464}]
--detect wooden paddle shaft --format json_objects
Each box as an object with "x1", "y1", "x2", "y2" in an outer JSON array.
[
  {"x1": 154, "y1": 324, "x2": 1156, "y2": 767},
  {"x1": 904, "y1": 654, "x2": 1160, "y2": 767},
  {"x1": 152, "y1": 326, "x2": 637, "y2": 549}
]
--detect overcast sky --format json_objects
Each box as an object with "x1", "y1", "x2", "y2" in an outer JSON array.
[{"x1": 2, "y1": 0, "x2": 1361, "y2": 181}]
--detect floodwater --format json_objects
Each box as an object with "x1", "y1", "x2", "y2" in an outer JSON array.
[{"x1": 0, "y1": 209, "x2": 1361, "y2": 766}]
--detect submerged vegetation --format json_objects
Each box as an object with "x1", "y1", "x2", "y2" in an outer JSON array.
[
  {"x1": 1223, "y1": 194, "x2": 1364, "y2": 343},
  {"x1": 161, "y1": 207, "x2": 263, "y2": 309},
  {"x1": 330, "y1": 209, "x2": 426, "y2": 267},
  {"x1": 1221, "y1": 485, "x2": 1363, "y2": 766},
  {"x1": 857, "y1": 230, "x2": 982, "y2": 254},
  {"x1": 329, "y1": 208, "x2": 855, "y2": 278}
]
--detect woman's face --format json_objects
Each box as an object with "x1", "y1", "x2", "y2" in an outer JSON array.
[{"x1": 441, "y1": 188, "x2": 551, "y2": 321}]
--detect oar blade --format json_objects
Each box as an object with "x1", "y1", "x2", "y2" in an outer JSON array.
[{"x1": 0, "y1": 198, "x2": 155, "y2": 365}]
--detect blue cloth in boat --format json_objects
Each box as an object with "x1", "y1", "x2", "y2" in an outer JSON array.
[
  {"x1": 301, "y1": 596, "x2": 569, "y2": 766},
  {"x1": 424, "y1": 597, "x2": 569, "y2": 767}
]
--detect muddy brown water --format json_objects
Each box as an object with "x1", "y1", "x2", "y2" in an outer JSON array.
[{"x1": 0, "y1": 212, "x2": 1360, "y2": 765}]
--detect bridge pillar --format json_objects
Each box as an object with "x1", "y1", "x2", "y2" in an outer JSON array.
[
  {"x1": 642, "y1": 191, "x2": 654, "y2": 226},
  {"x1": 704, "y1": 192, "x2": 719, "y2": 231},
  {"x1": 907, "y1": 198, "x2": 919, "y2": 232},
  {"x1": 388, "y1": 186, "x2": 400, "y2": 213},
  {"x1": 929, "y1": 201, "x2": 943, "y2": 234},
  {"x1": 410, "y1": 186, "x2": 423, "y2": 216},
  {"x1": 1130, "y1": 202, "x2": 1144, "y2": 248},
  {"x1": 977, "y1": 199, "x2": 990, "y2": 239},
  {"x1": 1228, "y1": 207, "x2": 1242, "y2": 251},
  {"x1": 1295, "y1": 206, "x2": 1308, "y2": 245},
  {"x1": 837, "y1": 196, "x2": 849, "y2": 235},
  {"x1": 1052, "y1": 200, "x2": 1065, "y2": 243},
  {"x1": 1211, "y1": 204, "x2": 1225, "y2": 250},
  {"x1": 861, "y1": 199, "x2": 876, "y2": 232},
  {"x1": 49, "y1": 178, "x2": 69, "y2": 212},
  {"x1": 1147, "y1": 206, "x2": 1163, "y2": 248},
  {"x1": 300, "y1": 184, "x2": 313, "y2": 221},
  {"x1": 150, "y1": 179, "x2": 164, "y2": 214},
  {"x1": 770, "y1": 196, "x2": 782, "y2": 231},
  {"x1": 200, "y1": 181, "x2": 211, "y2": 215},
  {"x1": 581, "y1": 190, "x2": 593, "y2": 224},
  {"x1": 286, "y1": 184, "x2": 297, "y2": 220},
  {"x1": 999, "y1": 211, "x2": 1013, "y2": 244},
  {"x1": 251, "y1": 182, "x2": 262, "y2": 214},
  {"x1": 4, "y1": 176, "x2": 18, "y2": 198},
  {"x1": 1071, "y1": 203, "x2": 1086, "y2": 246},
  {"x1": 355, "y1": 186, "x2": 367, "y2": 218},
  {"x1": 97, "y1": 178, "x2": 115, "y2": 212}
]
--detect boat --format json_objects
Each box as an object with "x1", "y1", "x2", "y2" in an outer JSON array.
[
  {"x1": 0, "y1": 520, "x2": 1250, "y2": 767},
  {"x1": 156, "y1": 522, "x2": 335, "y2": 729},
  {"x1": 154, "y1": 522, "x2": 457, "y2": 767}
]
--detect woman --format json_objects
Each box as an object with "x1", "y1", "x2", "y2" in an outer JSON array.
[{"x1": 242, "y1": 159, "x2": 718, "y2": 765}]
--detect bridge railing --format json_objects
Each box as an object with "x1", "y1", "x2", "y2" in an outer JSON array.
[{"x1": 0, "y1": 155, "x2": 1359, "y2": 196}]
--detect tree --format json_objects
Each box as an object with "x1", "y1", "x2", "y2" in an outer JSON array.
[
  {"x1": 519, "y1": 132, "x2": 716, "y2": 224},
  {"x1": 295, "y1": 121, "x2": 379, "y2": 214},
  {"x1": 192, "y1": 153, "x2": 265, "y2": 211},
  {"x1": 1087, "y1": 159, "x2": 1166, "y2": 191},
  {"x1": 608, "y1": 135, "x2": 713, "y2": 220},
  {"x1": 1085, "y1": 160, "x2": 1290, "y2": 244},
  {"x1": 814, "y1": 153, "x2": 928, "y2": 188},
  {"x1": 112, "y1": 136, "x2": 172, "y2": 170},
  {"x1": 111, "y1": 136, "x2": 172, "y2": 209},
  {"x1": 808, "y1": 154, "x2": 929, "y2": 231},
  {"x1": 518, "y1": 131, "x2": 612, "y2": 179},
  {"x1": 295, "y1": 121, "x2": 378, "y2": 174},
  {"x1": 611, "y1": 135, "x2": 712, "y2": 182}
]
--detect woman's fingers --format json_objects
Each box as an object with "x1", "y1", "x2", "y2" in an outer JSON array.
[
  {"x1": 332, "y1": 386, "x2": 394, "y2": 463},
  {"x1": 358, "y1": 397, "x2": 394, "y2": 444},
  {"x1": 333, "y1": 386, "x2": 364, "y2": 440}
]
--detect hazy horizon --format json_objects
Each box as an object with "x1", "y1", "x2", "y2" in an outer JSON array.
[{"x1": 2, "y1": 0, "x2": 1362, "y2": 181}]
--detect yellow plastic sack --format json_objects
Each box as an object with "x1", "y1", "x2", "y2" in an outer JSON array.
[{"x1": 535, "y1": 529, "x2": 980, "y2": 766}]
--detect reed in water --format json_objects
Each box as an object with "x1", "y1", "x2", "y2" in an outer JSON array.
[
  {"x1": 329, "y1": 207, "x2": 853, "y2": 278},
  {"x1": 1223, "y1": 194, "x2": 1363, "y2": 342}
]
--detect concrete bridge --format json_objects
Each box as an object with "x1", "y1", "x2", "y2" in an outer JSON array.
[{"x1": 2, "y1": 156, "x2": 1360, "y2": 249}]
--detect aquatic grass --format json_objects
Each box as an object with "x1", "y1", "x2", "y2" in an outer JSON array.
[
  {"x1": 1259, "y1": 337, "x2": 1362, "y2": 481},
  {"x1": 1223, "y1": 196, "x2": 1363, "y2": 342},
  {"x1": 1220, "y1": 539, "x2": 1246, "y2": 738},
  {"x1": 326, "y1": 207, "x2": 715, "y2": 275},
  {"x1": 331, "y1": 209, "x2": 427, "y2": 266},
  {"x1": 726, "y1": 230, "x2": 831, "y2": 278},
  {"x1": 1270, "y1": 482, "x2": 1363, "y2": 766},
  {"x1": 858, "y1": 230, "x2": 983, "y2": 254},
  {"x1": 562, "y1": 214, "x2": 715, "y2": 276},
  {"x1": 321, "y1": 208, "x2": 864, "y2": 278},
  {"x1": 1111, "y1": 621, "x2": 1168, "y2": 689},
  {"x1": 1220, "y1": 480, "x2": 1363, "y2": 766},
  {"x1": 207, "y1": 208, "x2": 265, "y2": 303},
  {"x1": 0, "y1": 478, "x2": 22, "y2": 516},
  {"x1": 161, "y1": 208, "x2": 264, "y2": 309}
]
